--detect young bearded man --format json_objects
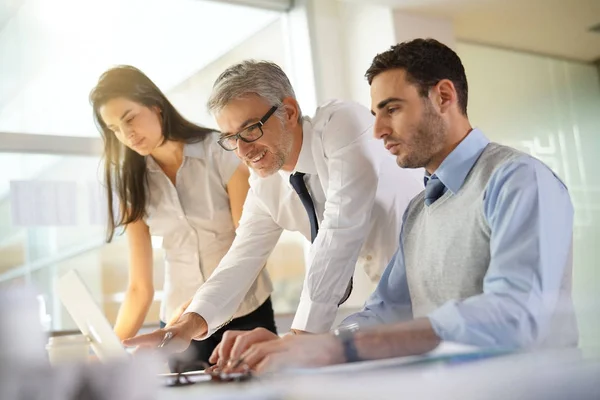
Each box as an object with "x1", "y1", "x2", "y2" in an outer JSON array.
[{"x1": 196, "y1": 39, "x2": 578, "y2": 373}]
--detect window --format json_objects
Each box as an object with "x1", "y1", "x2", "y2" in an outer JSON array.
[{"x1": 0, "y1": 0, "x2": 307, "y2": 331}]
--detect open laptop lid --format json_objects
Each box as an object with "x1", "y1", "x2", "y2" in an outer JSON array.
[{"x1": 56, "y1": 269, "x2": 128, "y2": 361}]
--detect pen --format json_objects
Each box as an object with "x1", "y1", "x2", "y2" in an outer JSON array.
[{"x1": 158, "y1": 331, "x2": 174, "y2": 348}]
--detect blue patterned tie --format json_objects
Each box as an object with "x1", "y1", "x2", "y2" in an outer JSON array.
[
  {"x1": 289, "y1": 172, "x2": 352, "y2": 305},
  {"x1": 424, "y1": 175, "x2": 446, "y2": 206}
]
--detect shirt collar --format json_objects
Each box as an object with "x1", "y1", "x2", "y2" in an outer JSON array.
[
  {"x1": 429, "y1": 128, "x2": 490, "y2": 194},
  {"x1": 146, "y1": 140, "x2": 207, "y2": 172},
  {"x1": 183, "y1": 140, "x2": 207, "y2": 160},
  {"x1": 285, "y1": 117, "x2": 317, "y2": 176}
]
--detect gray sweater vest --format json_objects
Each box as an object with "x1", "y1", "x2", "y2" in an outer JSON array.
[{"x1": 402, "y1": 143, "x2": 577, "y2": 347}]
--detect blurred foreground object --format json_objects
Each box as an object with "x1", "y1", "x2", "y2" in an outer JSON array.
[
  {"x1": 0, "y1": 287, "x2": 159, "y2": 400},
  {"x1": 46, "y1": 334, "x2": 92, "y2": 365},
  {"x1": 0, "y1": 287, "x2": 48, "y2": 364}
]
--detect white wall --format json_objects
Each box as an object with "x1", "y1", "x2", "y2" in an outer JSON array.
[
  {"x1": 458, "y1": 42, "x2": 600, "y2": 350},
  {"x1": 339, "y1": 2, "x2": 396, "y2": 107},
  {"x1": 306, "y1": 0, "x2": 455, "y2": 107}
]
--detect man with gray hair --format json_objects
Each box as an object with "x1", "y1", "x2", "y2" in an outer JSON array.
[
  {"x1": 179, "y1": 39, "x2": 578, "y2": 374},
  {"x1": 125, "y1": 60, "x2": 422, "y2": 353}
]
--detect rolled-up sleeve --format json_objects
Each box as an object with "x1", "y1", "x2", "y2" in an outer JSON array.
[
  {"x1": 428, "y1": 157, "x2": 574, "y2": 348},
  {"x1": 341, "y1": 244, "x2": 413, "y2": 329}
]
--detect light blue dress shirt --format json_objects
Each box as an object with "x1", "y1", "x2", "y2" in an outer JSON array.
[{"x1": 342, "y1": 129, "x2": 575, "y2": 348}]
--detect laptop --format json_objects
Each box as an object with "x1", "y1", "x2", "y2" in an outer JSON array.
[
  {"x1": 56, "y1": 269, "x2": 129, "y2": 361},
  {"x1": 56, "y1": 270, "x2": 212, "y2": 384}
]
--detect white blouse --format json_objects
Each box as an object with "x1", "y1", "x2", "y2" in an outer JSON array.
[{"x1": 144, "y1": 133, "x2": 272, "y2": 322}]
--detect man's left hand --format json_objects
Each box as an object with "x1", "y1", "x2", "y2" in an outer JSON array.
[{"x1": 241, "y1": 333, "x2": 346, "y2": 374}]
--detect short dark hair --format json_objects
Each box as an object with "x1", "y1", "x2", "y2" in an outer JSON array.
[{"x1": 366, "y1": 38, "x2": 468, "y2": 115}]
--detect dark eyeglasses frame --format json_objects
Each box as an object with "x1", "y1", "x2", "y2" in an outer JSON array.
[{"x1": 217, "y1": 105, "x2": 278, "y2": 151}]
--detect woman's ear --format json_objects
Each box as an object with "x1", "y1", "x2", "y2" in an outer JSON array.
[{"x1": 152, "y1": 106, "x2": 164, "y2": 127}]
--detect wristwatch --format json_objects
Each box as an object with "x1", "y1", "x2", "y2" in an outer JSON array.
[{"x1": 333, "y1": 323, "x2": 361, "y2": 363}]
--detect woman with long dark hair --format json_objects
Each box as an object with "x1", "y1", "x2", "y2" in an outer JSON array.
[{"x1": 89, "y1": 66, "x2": 275, "y2": 369}]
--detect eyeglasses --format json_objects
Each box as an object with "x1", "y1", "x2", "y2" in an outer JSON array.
[
  {"x1": 164, "y1": 360, "x2": 252, "y2": 387},
  {"x1": 217, "y1": 106, "x2": 278, "y2": 151}
]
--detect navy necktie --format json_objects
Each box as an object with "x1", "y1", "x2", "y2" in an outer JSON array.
[
  {"x1": 289, "y1": 172, "x2": 319, "y2": 243},
  {"x1": 289, "y1": 172, "x2": 352, "y2": 305},
  {"x1": 424, "y1": 175, "x2": 446, "y2": 206}
]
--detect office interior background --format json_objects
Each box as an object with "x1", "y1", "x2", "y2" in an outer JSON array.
[{"x1": 0, "y1": 0, "x2": 598, "y2": 351}]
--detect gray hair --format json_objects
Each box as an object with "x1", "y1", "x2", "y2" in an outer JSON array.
[{"x1": 207, "y1": 60, "x2": 302, "y2": 121}]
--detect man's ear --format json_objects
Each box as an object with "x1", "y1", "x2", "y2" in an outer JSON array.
[
  {"x1": 281, "y1": 97, "x2": 301, "y2": 126},
  {"x1": 431, "y1": 79, "x2": 457, "y2": 114}
]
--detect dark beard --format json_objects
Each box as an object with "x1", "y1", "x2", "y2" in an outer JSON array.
[{"x1": 399, "y1": 101, "x2": 446, "y2": 169}]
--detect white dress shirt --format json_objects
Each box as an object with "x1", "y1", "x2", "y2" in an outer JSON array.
[
  {"x1": 144, "y1": 133, "x2": 272, "y2": 322},
  {"x1": 186, "y1": 100, "x2": 423, "y2": 335}
]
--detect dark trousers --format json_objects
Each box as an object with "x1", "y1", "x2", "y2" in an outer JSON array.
[{"x1": 160, "y1": 297, "x2": 277, "y2": 372}]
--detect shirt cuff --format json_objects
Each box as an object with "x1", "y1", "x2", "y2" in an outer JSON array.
[
  {"x1": 291, "y1": 298, "x2": 339, "y2": 333},
  {"x1": 427, "y1": 300, "x2": 464, "y2": 342},
  {"x1": 183, "y1": 299, "x2": 222, "y2": 340}
]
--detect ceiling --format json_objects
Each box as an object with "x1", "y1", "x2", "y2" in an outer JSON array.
[{"x1": 346, "y1": 0, "x2": 600, "y2": 62}]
